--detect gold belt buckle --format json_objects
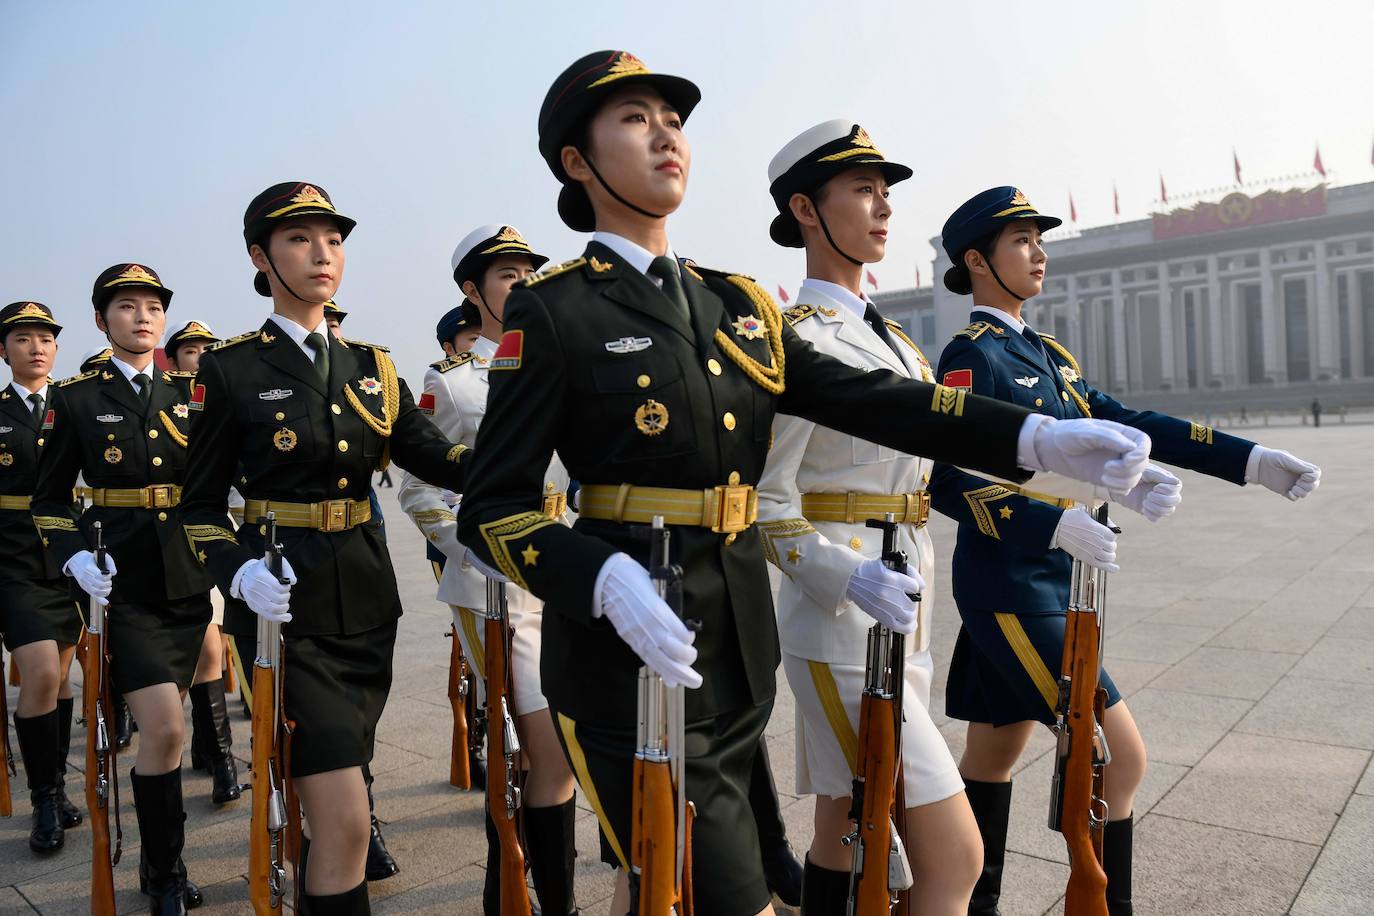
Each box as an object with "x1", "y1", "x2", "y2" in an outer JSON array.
[
  {"x1": 145, "y1": 484, "x2": 174, "y2": 509},
  {"x1": 542, "y1": 492, "x2": 567, "y2": 519},
  {"x1": 712, "y1": 484, "x2": 751, "y2": 534},
  {"x1": 320, "y1": 500, "x2": 350, "y2": 532}
]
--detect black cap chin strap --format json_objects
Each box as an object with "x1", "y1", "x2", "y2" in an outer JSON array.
[
  {"x1": 469, "y1": 284, "x2": 501, "y2": 328},
  {"x1": 265, "y1": 253, "x2": 329, "y2": 306},
  {"x1": 582, "y1": 154, "x2": 668, "y2": 221},
  {"x1": 983, "y1": 257, "x2": 1032, "y2": 303},
  {"x1": 807, "y1": 195, "x2": 863, "y2": 267}
]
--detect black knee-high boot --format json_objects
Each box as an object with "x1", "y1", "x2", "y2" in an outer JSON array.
[
  {"x1": 132, "y1": 768, "x2": 203, "y2": 914},
  {"x1": 13, "y1": 709, "x2": 64, "y2": 853},
  {"x1": 301, "y1": 880, "x2": 370, "y2": 915},
  {"x1": 55, "y1": 697, "x2": 83, "y2": 828},
  {"x1": 525, "y1": 799, "x2": 579, "y2": 915},
  {"x1": 965, "y1": 779, "x2": 1013, "y2": 915},
  {"x1": 752, "y1": 737, "x2": 803, "y2": 907},
  {"x1": 1103, "y1": 816, "x2": 1133, "y2": 916},
  {"x1": 362, "y1": 767, "x2": 398, "y2": 881},
  {"x1": 800, "y1": 855, "x2": 850, "y2": 915},
  {"x1": 188, "y1": 680, "x2": 240, "y2": 804}
]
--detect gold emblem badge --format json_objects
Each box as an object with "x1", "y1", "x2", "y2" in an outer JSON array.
[
  {"x1": 357, "y1": 377, "x2": 382, "y2": 396},
  {"x1": 1010, "y1": 189, "x2": 1030, "y2": 207},
  {"x1": 15, "y1": 302, "x2": 48, "y2": 319},
  {"x1": 101, "y1": 371, "x2": 114, "y2": 380},
  {"x1": 1058, "y1": 364, "x2": 1079, "y2": 384},
  {"x1": 104, "y1": 446, "x2": 123, "y2": 464},
  {"x1": 589, "y1": 257, "x2": 613, "y2": 273},
  {"x1": 172, "y1": 403, "x2": 189, "y2": 418},
  {"x1": 495, "y1": 226, "x2": 525, "y2": 244},
  {"x1": 293, "y1": 185, "x2": 329, "y2": 206},
  {"x1": 273, "y1": 428, "x2": 298, "y2": 452},
  {"x1": 116, "y1": 264, "x2": 158, "y2": 284},
  {"x1": 732, "y1": 315, "x2": 766, "y2": 340},
  {"x1": 816, "y1": 306, "x2": 838, "y2": 318},
  {"x1": 184, "y1": 321, "x2": 211, "y2": 335},
  {"x1": 634, "y1": 399, "x2": 669, "y2": 436},
  {"x1": 259, "y1": 331, "x2": 276, "y2": 343},
  {"x1": 589, "y1": 51, "x2": 651, "y2": 88},
  {"x1": 852, "y1": 126, "x2": 875, "y2": 148},
  {"x1": 0, "y1": 453, "x2": 13, "y2": 467}
]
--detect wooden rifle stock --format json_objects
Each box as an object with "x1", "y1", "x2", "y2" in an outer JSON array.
[
  {"x1": 485, "y1": 580, "x2": 531, "y2": 916},
  {"x1": 0, "y1": 644, "x2": 12, "y2": 817},
  {"x1": 1049, "y1": 505, "x2": 1113, "y2": 916},
  {"x1": 448, "y1": 624, "x2": 471, "y2": 790},
  {"x1": 249, "y1": 514, "x2": 290, "y2": 915},
  {"x1": 845, "y1": 514, "x2": 915, "y2": 915},
  {"x1": 86, "y1": 522, "x2": 118, "y2": 914}
]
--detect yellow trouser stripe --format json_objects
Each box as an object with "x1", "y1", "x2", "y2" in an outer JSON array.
[
  {"x1": 456, "y1": 607, "x2": 486, "y2": 681},
  {"x1": 227, "y1": 635, "x2": 251, "y2": 707},
  {"x1": 556, "y1": 712, "x2": 628, "y2": 870},
  {"x1": 430, "y1": 560, "x2": 443, "y2": 585},
  {"x1": 808, "y1": 660, "x2": 859, "y2": 775},
  {"x1": 994, "y1": 613, "x2": 1059, "y2": 711}
]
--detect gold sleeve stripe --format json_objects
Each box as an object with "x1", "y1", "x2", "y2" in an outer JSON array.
[
  {"x1": 446, "y1": 444, "x2": 468, "y2": 464},
  {"x1": 930, "y1": 383, "x2": 967, "y2": 417},
  {"x1": 184, "y1": 524, "x2": 239, "y2": 559},
  {"x1": 412, "y1": 508, "x2": 457, "y2": 525},
  {"x1": 755, "y1": 517, "x2": 817, "y2": 568},
  {"x1": 478, "y1": 511, "x2": 559, "y2": 591},
  {"x1": 963, "y1": 484, "x2": 1015, "y2": 539},
  {"x1": 33, "y1": 515, "x2": 78, "y2": 532},
  {"x1": 157, "y1": 410, "x2": 189, "y2": 447}
]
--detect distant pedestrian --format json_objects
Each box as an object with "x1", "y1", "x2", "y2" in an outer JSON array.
[
  {"x1": 377, "y1": 467, "x2": 393, "y2": 487},
  {"x1": 1311, "y1": 398, "x2": 1322, "y2": 428},
  {"x1": 1239, "y1": 406, "x2": 1249, "y2": 424}
]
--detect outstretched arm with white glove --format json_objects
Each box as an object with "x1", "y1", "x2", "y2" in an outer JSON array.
[
  {"x1": 1117, "y1": 464, "x2": 1183, "y2": 522},
  {"x1": 1051, "y1": 507, "x2": 1119, "y2": 572},
  {"x1": 1247, "y1": 447, "x2": 1321, "y2": 501},
  {"x1": 591, "y1": 553, "x2": 700, "y2": 689},
  {"x1": 65, "y1": 551, "x2": 117, "y2": 607},
  {"x1": 231, "y1": 556, "x2": 297, "y2": 623}
]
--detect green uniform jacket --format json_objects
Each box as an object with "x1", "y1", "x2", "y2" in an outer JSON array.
[
  {"x1": 33, "y1": 366, "x2": 212, "y2": 603},
  {"x1": 0, "y1": 386, "x2": 64, "y2": 584},
  {"x1": 179, "y1": 321, "x2": 470, "y2": 638},
  {"x1": 455, "y1": 242, "x2": 1034, "y2": 726}
]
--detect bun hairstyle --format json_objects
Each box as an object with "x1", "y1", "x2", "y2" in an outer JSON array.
[{"x1": 943, "y1": 228, "x2": 1004, "y2": 296}]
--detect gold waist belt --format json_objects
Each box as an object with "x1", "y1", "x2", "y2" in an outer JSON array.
[
  {"x1": 800, "y1": 491, "x2": 931, "y2": 527},
  {"x1": 90, "y1": 484, "x2": 181, "y2": 509},
  {"x1": 243, "y1": 497, "x2": 372, "y2": 533},
  {"x1": 577, "y1": 483, "x2": 756, "y2": 534},
  {"x1": 0, "y1": 494, "x2": 31, "y2": 511}
]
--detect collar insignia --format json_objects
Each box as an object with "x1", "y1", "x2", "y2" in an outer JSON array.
[{"x1": 589, "y1": 256, "x2": 613, "y2": 273}]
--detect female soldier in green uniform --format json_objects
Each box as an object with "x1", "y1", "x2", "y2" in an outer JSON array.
[{"x1": 455, "y1": 50, "x2": 1153, "y2": 916}]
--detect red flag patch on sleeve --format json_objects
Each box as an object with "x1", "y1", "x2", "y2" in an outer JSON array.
[
  {"x1": 41, "y1": 409, "x2": 55, "y2": 430},
  {"x1": 418, "y1": 392, "x2": 435, "y2": 415},
  {"x1": 490, "y1": 330, "x2": 524, "y2": 371},
  {"x1": 189, "y1": 383, "x2": 206, "y2": 411},
  {"x1": 943, "y1": 368, "x2": 973, "y2": 391}
]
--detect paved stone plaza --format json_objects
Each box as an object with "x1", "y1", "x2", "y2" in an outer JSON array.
[{"x1": 3, "y1": 423, "x2": 1371, "y2": 915}]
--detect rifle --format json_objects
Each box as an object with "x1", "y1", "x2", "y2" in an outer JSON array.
[
  {"x1": 249, "y1": 513, "x2": 295, "y2": 915},
  {"x1": 629, "y1": 516, "x2": 695, "y2": 916},
  {"x1": 485, "y1": 577, "x2": 532, "y2": 916},
  {"x1": 843, "y1": 514, "x2": 915, "y2": 915},
  {"x1": 447, "y1": 621, "x2": 471, "y2": 789},
  {"x1": 83, "y1": 521, "x2": 120, "y2": 914},
  {"x1": 1048, "y1": 504, "x2": 1116, "y2": 916},
  {"x1": 1, "y1": 641, "x2": 12, "y2": 817}
]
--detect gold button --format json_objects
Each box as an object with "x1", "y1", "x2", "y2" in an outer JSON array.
[
  {"x1": 728, "y1": 471, "x2": 741, "y2": 485},
  {"x1": 338, "y1": 440, "x2": 348, "y2": 452},
  {"x1": 259, "y1": 525, "x2": 267, "y2": 535},
  {"x1": 36, "y1": 438, "x2": 43, "y2": 446},
  {"x1": 157, "y1": 511, "x2": 167, "y2": 522},
  {"x1": 707, "y1": 359, "x2": 722, "y2": 376},
  {"x1": 637, "y1": 374, "x2": 651, "y2": 389},
  {"x1": 850, "y1": 537, "x2": 863, "y2": 550},
  {"x1": 331, "y1": 404, "x2": 342, "y2": 415},
  {"x1": 338, "y1": 477, "x2": 348, "y2": 490},
  {"x1": 275, "y1": 412, "x2": 285, "y2": 421},
  {"x1": 152, "y1": 456, "x2": 163, "y2": 466},
  {"x1": 722, "y1": 411, "x2": 736, "y2": 431},
  {"x1": 1061, "y1": 391, "x2": 1069, "y2": 402},
  {"x1": 107, "y1": 434, "x2": 115, "y2": 441},
  {"x1": 546, "y1": 481, "x2": 556, "y2": 491},
  {"x1": 148, "y1": 428, "x2": 158, "y2": 439},
  {"x1": 1035, "y1": 398, "x2": 1043, "y2": 407}
]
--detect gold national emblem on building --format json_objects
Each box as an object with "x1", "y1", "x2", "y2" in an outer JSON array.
[{"x1": 634, "y1": 399, "x2": 669, "y2": 436}]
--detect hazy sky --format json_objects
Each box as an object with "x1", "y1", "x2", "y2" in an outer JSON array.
[{"x1": 4, "y1": 0, "x2": 1372, "y2": 382}]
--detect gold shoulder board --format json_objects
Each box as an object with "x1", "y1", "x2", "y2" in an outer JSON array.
[
  {"x1": 343, "y1": 338, "x2": 390, "y2": 353},
  {"x1": 955, "y1": 320, "x2": 994, "y2": 340},
  {"x1": 210, "y1": 330, "x2": 259, "y2": 351},
  {"x1": 56, "y1": 369, "x2": 99, "y2": 387},
  {"x1": 783, "y1": 304, "x2": 818, "y2": 326},
  {"x1": 523, "y1": 258, "x2": 587, "y2": 288},
  {"x1": 432, "y1": 352, "x2": 476, "y2": 373}
]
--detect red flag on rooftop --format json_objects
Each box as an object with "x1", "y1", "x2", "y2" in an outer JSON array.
[
  {"x1": 1159, "y1": 173, "x2": 1168, "y2": 205},
  {"x1": 1233, "y1": 148, "x2": 1243, "y2": 185},
  {"x1": 1113, "y1": 183, "x2": 1120, "y2": 217},
  {"x1": 1069, "y1": 192, "x2": 1078, "y2": 224},
  {"x1": 1314, "y1": 145, "x2": 1326, "y2": 178},
  {"x1": 866, "y1": 270, "x2": 878, "y2": 289},
  {"x1": 916, "y1": 265, "x2": 922, "y2": 287},
  {"x1": 777, "y1": 286, "x2": 790, "y2": 305}
]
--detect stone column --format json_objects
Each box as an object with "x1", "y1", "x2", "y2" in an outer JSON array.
[
  {"x1": 1157, "y1": 262, "x2": 1177, "y2": 389},
  {"x1": 1259, "y1": 247, "x2": 1284, "y2": 384},
  {"x1": 1110, "y1": 269, "x2": 1129, "y2": 392},
  {"x1": 1206, "y1": 254, "x2": 1226, "y2": 387},
  {"x1": 1312, "y1": 242, "x2": 1338, "y2": 380}
]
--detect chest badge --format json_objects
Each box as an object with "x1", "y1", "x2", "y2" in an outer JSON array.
[
  {"x1": 0, "y1": 427, "x2": 11, "y2": 434},
  {"x1": 96, "y1": 414, "x2": 124, "y2": 423},
  {"x1": 0, "y1": 453, "x2": 12, "y2": 467},
  {"x1": 273, "y1": 428, "x2": 298, "y2": 452},
  {"x1": 172, "y1": 403, "x2": 189, "y2": 419},
  {"x1": 1058, "y1": 364, "x2": 1079, "y2": 384},
  {"x1": 357, "y1": 377, "x2": 382, "y2": 396},
  {"x1": 258, "y1": 388, "x2": 293, "y2": 401},
  {"x1": 104, "y1": 445, "x2": 123, "y2": 464},
  {"x1": 634, "y1": 399, "x2": 670, "y2": 437},
  {"x1": 732, "y1": 315, "x2": 766, "y2": 341},
  {"x1": 1014, "y1": 376, "x2": 1040, "y2": 388},
  {"x1": 604, "y1": 336, "x2": 653, "y2": 354}
]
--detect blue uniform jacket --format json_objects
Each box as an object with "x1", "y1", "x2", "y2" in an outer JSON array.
[{"x1": 930, "y1": 311, "x2": 1255, "y2": 614}]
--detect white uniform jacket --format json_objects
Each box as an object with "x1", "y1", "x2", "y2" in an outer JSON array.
[
  {"x1": 756, "y1": 283, "x2": 938, "y2": 665},
  {"x1": 398, "y1": 337, "x2": 570, "y2": 611}
]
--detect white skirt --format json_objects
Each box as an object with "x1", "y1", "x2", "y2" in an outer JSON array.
[{"x1": 450, "y1": 584, "x2": 546, "y2": 715}]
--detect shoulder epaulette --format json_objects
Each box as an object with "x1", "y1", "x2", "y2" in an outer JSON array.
[
  {"x1": 686, "y1": 264, "x2": 756, "y2": 283},
  {"x1": 882, "y1": 317, "x2": 904, "y2": 331},
  {"x1": 343, "y1": 338, "x2": 390, "y2": 353},
  {"x1": 522, "y1": 257, "x2": 586, "y2": 288},
  {"x1": 56, "y1": 369, "x2": 99, "y2": 387},
  {"x1": 954, "y1": 320, "x2": 1004, "y2": 341},
  {"x1": 164, "y1": 369, "x2": 196, "y2": 379},
  {"x1": 210, "y1": 330, "x2": 259, "y2": 351},
  {"x1": 783, "y1": 304, "x2": 818, "y2": 326},
  {"x1": 431, "y1": 352, "x2": 476, "y2": 373}
]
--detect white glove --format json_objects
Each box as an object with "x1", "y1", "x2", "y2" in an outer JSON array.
[
  {"x1": 1247, "y1": 447, "x2": 1321, "y2": 501},
  {"x1": 232, "y1": 557, "x2": 297, "y2": 623},
  {"x1": 440, "y1": 489, "x2": 461, "y2": 510},
  {"x1": 66, "y1": 550, "x2": 117, "y2": 607},
  {"x1": 1117, "y1": 465, "x2": 1183, "y2": 522},
  {"x1": 596, "y1": 553, "x2": 700, "y2": 689},
  {"x1": 1051, "y1": 507, "x2": 1119, "y2": 572},
  {"x1": 844, "y1": 558, "x2": 923, "y2": 634},
  {"x1": 1029, "y1": 418, "x2": 1151, "y2": 494},
  {"x1": 466, "y1": 549, "x2": 510, "y2": 583}
]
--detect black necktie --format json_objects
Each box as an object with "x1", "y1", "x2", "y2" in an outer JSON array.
[
  {"x1": 647, "y1": 256, "x2": 691, "y2": 324},
  {"x1": 133, "y1": 373, "x2": 151, "y2": 407},
  {"x1": 1021, "y1": 325, "x2": 1052, "y2": 369},
  {"x1": 306, "y1": 332, "x2": 330, "y2": 380},
  {"x1": 27, "y1": 392, "x2": 43, "y2": 423},
  {"x1": 863, "y1": 303, "x2": 904, "y2": 359}
]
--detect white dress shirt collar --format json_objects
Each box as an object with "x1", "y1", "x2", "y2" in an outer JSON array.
[
  {"x1": 109, "y1": 354, "x2": 155, "y2": 384},
  {"x1": 592, "y1": 232, "x2": 677, "y2": 285},
  {"x1": 972, "y1": 304, "x2": 1027, "y2": 335},
  {"x1": 801, "y1": 278, "x2": 871, "y2": 319},
  {"x1": 10, "y1": 381, "x2": 49, "y2": 404},
  {"x1": 268, "y1": 313, "x2": 331, "y2": 359}
]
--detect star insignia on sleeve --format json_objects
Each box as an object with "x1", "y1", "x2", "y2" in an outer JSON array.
[
  {"x1": 998, "y1": 506, "x2": 1014, "y2": 520},
  {"x1": 786, "y1": 547, "x2": 802, "y2": 565},
  {"x1": 521, "y1": 544, "x2": 540, "y2": 567},
  {"x1": 198, "y1": 550, "x2": 208, "y2": 563}
]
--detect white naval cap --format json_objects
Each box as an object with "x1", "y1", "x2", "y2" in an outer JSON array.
[{"x1": 450, "y1": 224, "x2": 548, "y2": 288}]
